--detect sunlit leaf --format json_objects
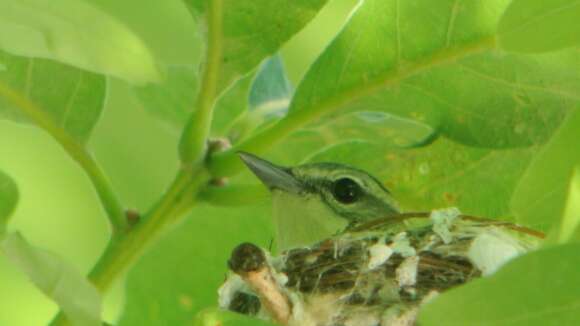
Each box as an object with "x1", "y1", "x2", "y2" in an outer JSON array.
[
  {"x1": 0, "y1": 0, "x2": 160, "y2": 83},
  {"x1": 0, "y1": 170, "x2": 18, "y2": 233},
  {"x1": 499, "y1": 0, "x2": 580, "y2": 53},
  {"x1": 418, "y1": 243, "x2": 580, "y2": 325},
  {"x1": 284, "y1": 0, "x2": 580, "y2": 148},
  {"x1": 193, "y1": 308, "x2": 276, "y2": 326},
  {"x1": 0, "y1": 50, "x2": 105, "y2": 143},
  {"x1": 555, "y1": 167, "x2": 580, "y2": 243},
  {"x1": 183, "y1": 0, "x2": 328, "y2": 94},
  {"x1": 512, "y1": 108, "x2": 580, "y2": 231},
  {"x1": 118, "y1": 204, "x2": 272, "y2": 325},
  {"x1": 1, "y1": 232, "x2": 101, "y2": 326}
]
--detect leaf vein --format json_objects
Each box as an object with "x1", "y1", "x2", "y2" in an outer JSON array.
[{"x1": 459, "y1": 63, "x2": 580, "y2": 100}]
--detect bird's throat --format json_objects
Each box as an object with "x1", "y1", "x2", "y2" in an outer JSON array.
[{"x1": 272, "y1": 191, "x2": 348, "y2": 252}]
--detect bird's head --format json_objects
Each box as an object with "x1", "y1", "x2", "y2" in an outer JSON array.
[{"x1": 239, "y1": 152, "x2": 399, "y2": 250}]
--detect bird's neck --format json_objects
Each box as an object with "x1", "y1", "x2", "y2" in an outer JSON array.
[{"x1": 272, "y1": 191, "x2": 348, "y2": 252}]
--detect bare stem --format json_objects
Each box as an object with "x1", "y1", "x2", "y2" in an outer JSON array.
[{"x1": 179, "y1": 0, "x2": 224, "y2": 165}]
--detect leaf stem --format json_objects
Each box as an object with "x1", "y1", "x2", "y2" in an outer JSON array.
[
  {"x1": 0, "y1": 81, "x2": 128, "y2": 234},
  {"x1": 179, "y1": 0, "x2": 224, "y2": 165},
  {"x1": 88, "y1": 168, "x2": 210, "y2": 291}
]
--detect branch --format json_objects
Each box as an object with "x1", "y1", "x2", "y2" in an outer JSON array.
[{"x1": 179, "y1": 0, "x2": 224, "y2": 165}]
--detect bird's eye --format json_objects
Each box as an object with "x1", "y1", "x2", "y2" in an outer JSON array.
[{"x1": 332, "y1": 178, "x2": 361, "y2": 204}]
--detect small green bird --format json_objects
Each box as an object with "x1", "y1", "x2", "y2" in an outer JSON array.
[
  {"x1": 239, "y1": 152, "x2": 400, "y2": 251},
  {"x1": 221, "y1": 153, "x2": 543, "y2": 326}
]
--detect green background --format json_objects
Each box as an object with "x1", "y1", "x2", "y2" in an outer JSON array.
[{"x1": 0, "y1": 1, "x2": 358, "y2": 324}]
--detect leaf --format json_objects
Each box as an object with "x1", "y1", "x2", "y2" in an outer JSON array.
[
  {"x1": 555, "y1": 167, "x2": 580, "y2": 243},
  {"x1": 0, "y1": 232, "x2": 102, "y2": 326},
  {"x1": 511, "y1": 108, "x2": 580, "y2": 231},
  {"x1": 283, "y1": 0, "x2": 580, "y2": 149},
  {"x1": 133, "y1": 65, "x2": 198, "y2": 129},
  {"x1": 118, "y1": 204, "x2": 272, "y2": 325},
  {"x1": 228, "y1": 55, "x2": 294, "y2": 142},
  {"x1": 251, "y1": 111, "x2": 434, "y2": 171},
  {"x1": 183, "y1": 0, "x2": 328, "y2": 94},
  {"x1": 304, "y1": 138, "x2": 534, "y2": 218},
  {"x1": 86, "y1": 0, "x2": 202, "y2": 65},
  {"x1": 0, "y1": 0, "x2": 160, "y2": 83},
  {"x1": 0, "y1": 50, "x2": 105, "y2": 143},
  {"x1": 0, "y1": 170, "x2": 18, "y2": 233},
  {"x1": 248, "y1": 55, "x2": 293, "y2": 113},
  {"x1": 498, "y1": 0, "x2": 580, "y2": 53},
  {"x1": 418, "y1": 243, "x2": 580, "y2": 325},
  {"x1": 193, "y1": 308, "x2": 276, "y2": 326},
  {"x1": 132, "y1": 65, "x2": 253, "y2": 135}
]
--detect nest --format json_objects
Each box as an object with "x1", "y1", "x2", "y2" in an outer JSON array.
[{"x1": 219, "y1": 209, "x2": 543, "y2": 326}]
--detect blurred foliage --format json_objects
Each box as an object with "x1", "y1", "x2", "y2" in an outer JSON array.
[
  {"x1": 419, "y1": 243, "x2": 580, "y2": 325},
  {"x1": 0, "y1": 0, "x2": 579, "y2": 325}
]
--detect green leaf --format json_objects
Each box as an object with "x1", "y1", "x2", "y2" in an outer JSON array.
[
  {"x1": 118, "y1": 204, "x2": 272, "y2": 325},
  {"x1": 228, "y1": 55, "x2": 293, "y2": 142},
  {"x1": 555, "y1": 167, "x2": 580, "y2": 243},
  {"x1": 183, "y1": 0, "x2": 328, "y2": 94},
  {"x1": 418, "y1": 243, "x2": 580, "y2": 325},
  {"x1": 0, "y1": 0, "x2": 160, "y2": 83},
  {"x1": 133, "y1": 65, "x2": 198, "y2": 129},
  {"x1": 261, "y1": 111, "x2": 434, "y2": 168},
  {"x1": 0, "y1": 170, "x2": 18, "y2": 233},
  {"x1": 284, "y1": 0, "x2": 580, "y2": 148},
  {"x1": 511, "y1": 108, "x2": 580, "y2": 231},
  {"x1": 132, "y1": 65, "x2": 253, "y2": 135},
  {"x1": 0, "y1": 232, "x2": 102, "y2": 326},
  {"x1": 498, "y1": 0, "x2": 580, "y2": 53},
  {"x1": 193, "y1": 308, "x2": 276, "y2": 326},
  {"x1": 0, "y1": 50, "x2": 105, "y2": 143},
  {"x1": 248, "y1": 55, "x2": 293, "y2": 113}
]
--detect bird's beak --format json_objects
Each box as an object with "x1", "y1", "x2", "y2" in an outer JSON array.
[{"x1": 238, "y1": 152, "x2": 303, "y2": 194}]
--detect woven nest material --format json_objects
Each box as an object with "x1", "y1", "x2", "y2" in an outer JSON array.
[{"x1": 219, "y1": 209, "x2": 543, "y2": 326}]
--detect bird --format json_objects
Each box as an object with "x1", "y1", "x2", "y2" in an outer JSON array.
[
  {"x1": 220, "y1": 152, "x2": 543, "y2": 326},
  {"x1": 238, "y1": 152, "x2": 400, "y2": 252}
]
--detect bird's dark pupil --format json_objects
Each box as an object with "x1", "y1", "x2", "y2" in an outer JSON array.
[{"x1": 332, "y1": 178, "x2": 360, "y2": 204}]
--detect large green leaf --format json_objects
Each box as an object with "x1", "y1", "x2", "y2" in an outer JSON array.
[
  {"x1": 281, "y1": 0, "x2": 580, "y2": 149},
  {"x1": 118, "y1": 204, "x2": 272, "y2": 325},
  {"x1": 498, "y1": 0, "x2": 580, "y2": 53},
  {"x1": 418, "y1": 243, "x2": 580, "y2": 325},
  {"x1": 0, "y1": 0, "x2": 160, "y2": 83},
  {"x1": 0, "y1": 50, "x2": 105, "y2": 143},
  {"x1": 183, "y1": 0, "x2": 328, "y2": 94},
  {"x1": 511, "y1": 108, "x2": 580, "y2": 231},
  {"x1": 0, "y1": 170, "x2": 18, "y2": 234},
  {"x1": 0, "y1": 232, "x2": 102, "y2": 326}
]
